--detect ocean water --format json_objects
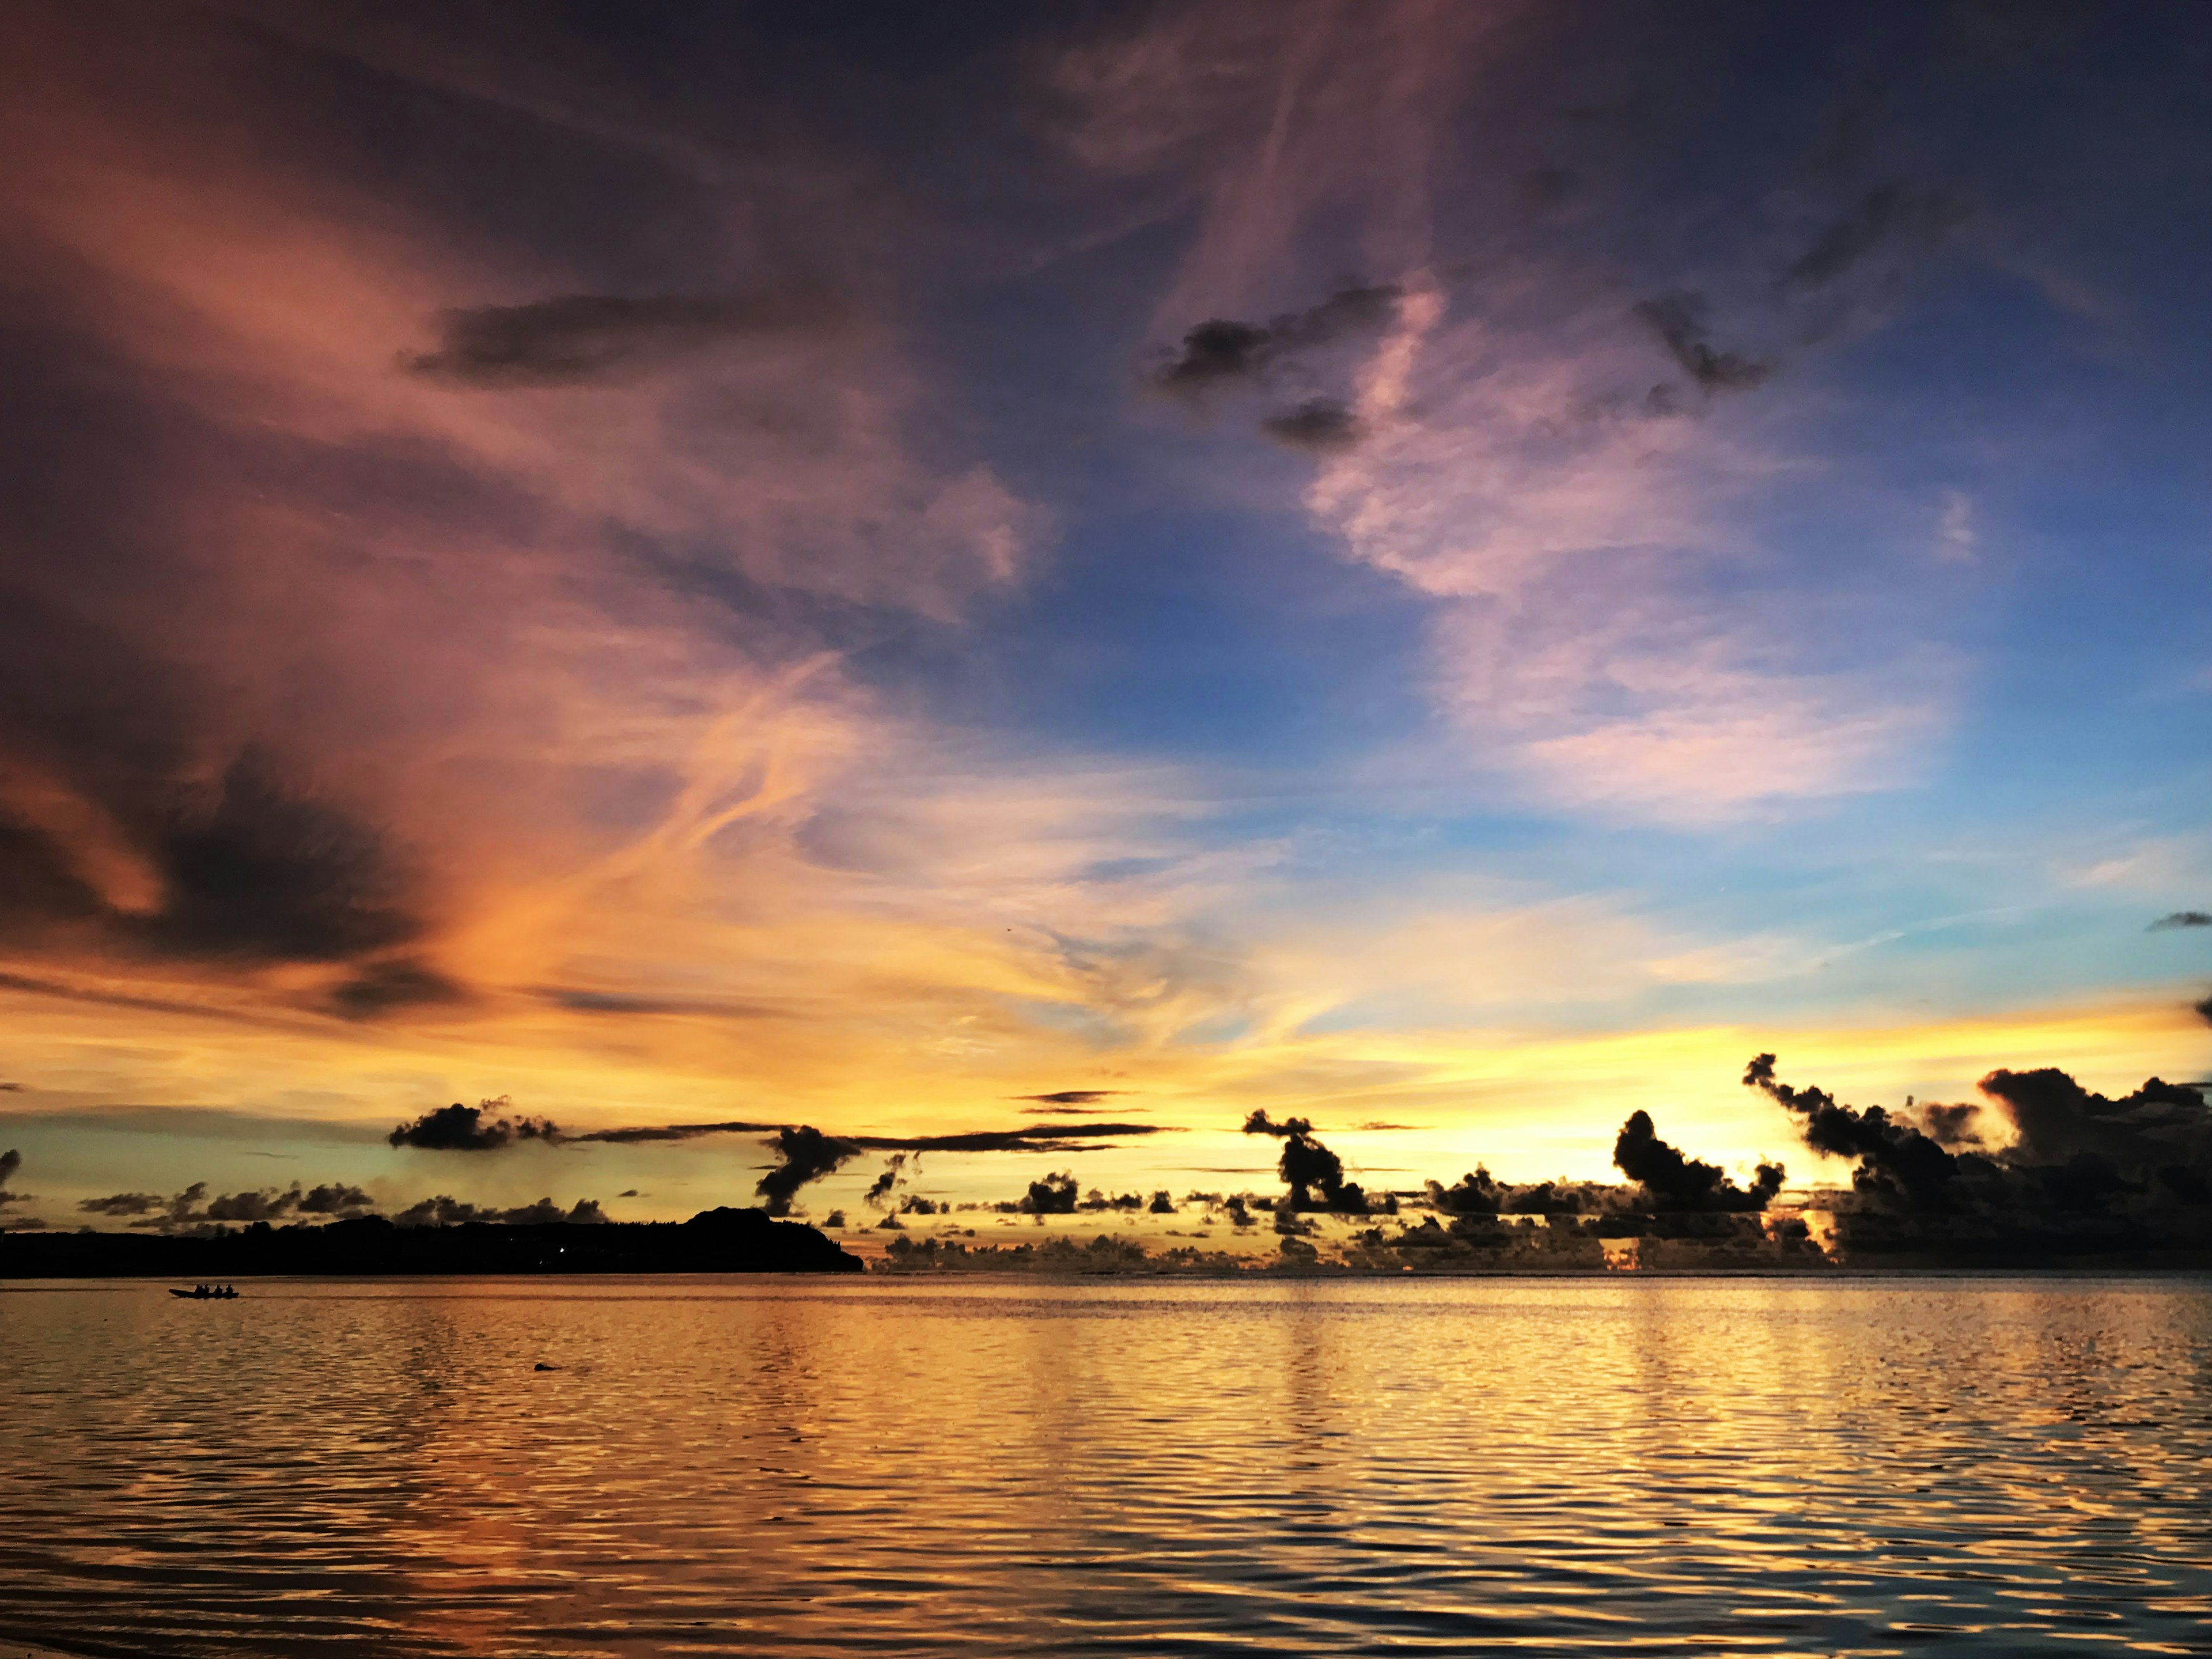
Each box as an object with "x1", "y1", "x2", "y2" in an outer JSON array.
[{"x1": 2, "y1": 1276, "x2": 2210, "y2": 1658}]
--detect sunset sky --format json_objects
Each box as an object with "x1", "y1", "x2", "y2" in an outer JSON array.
[{"x1": 3, "y1": 0, "x2": 2210, "y2": 1231}]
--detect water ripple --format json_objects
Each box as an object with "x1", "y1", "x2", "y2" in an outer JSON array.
[{"x1": 2, "y1": 1276, "x2": 2209, "y2": 1656}]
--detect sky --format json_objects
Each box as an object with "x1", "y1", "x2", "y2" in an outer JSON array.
[{"x1": 3, "y1": 0, "x2": 2211, "y2": 1235}]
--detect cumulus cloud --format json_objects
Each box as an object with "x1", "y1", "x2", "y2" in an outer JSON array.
[
  {"x1": 1018, "y1": 1171, "x2": 1078, "y2": 1214},
  {"x1": 393, "y1": 1194, "x2": 606, "y2": 1226},
  {"x1": 1612, "y1": 1109, "x2": 1782, "y2": 1212},
  {"x1": 1242, "y1": 1109, "x2": 1368, "y2": 1213},
  {"x1": 388, "y1": 1099, "x2": 560, "y2": 1151},
  {"x1": 1744, "y1": 1053, "x2": 1955, "y2": 1209},
  {"x1": 756, "y1": 1125, "x2": 861, "y2": 1215},
  {"x1": 1747, "y1": 1053, "x2": 2212, "y2": 1229},
  {"x1": 79, "y1": 1191, "x2": 165, "y2": 1217},
  {"x1": 77, "y1": 1177, "x2": 377, "y2": 1229}
]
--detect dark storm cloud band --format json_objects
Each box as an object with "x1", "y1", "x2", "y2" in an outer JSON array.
[{"x1": 402, "y1": 291, "x2": 849, "y2": 387}]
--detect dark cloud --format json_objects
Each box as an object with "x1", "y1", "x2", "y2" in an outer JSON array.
[
  {"x1": 388, "y1": 1099, "x2": 561, "y2": 1150},
  {"x1": 0, "y1": 749, "x2": 427, "y2": 980},
  {"x1": 0, "y1": 1146, "x2": 18, "y2": 1195},
  {"x1": 537, "y1": 1115, "x2": 1166, "y2": 1152},
  {"x1": 1613, "y1": 1108, "x2": 1782, "y2": 1211},
  {"x1": 1781, "y1": 183, "x2": 1968, "y2": 291},
  {"x1": 138, "y1": 755, "x2": 423, "y2": 965},
  {"x1": 1242, "y1": 1110, "x2": 1369, "y2": 1213},
  {"x1": 326, "y1": 957, "x2": 467, "y2": 1021},
  {"x1": 298, "y1": 1182, "x2": 374, "y2": 1215},
  {"x1": 1019, "y1": 1171, "x2": 1077, "y2": 1214},
  {"x1": 1427, "y1": 1168, "x2": 1501, "y2": 1215},
  {"x1": 1745, "y1": 1053, "x2": 1953, "y2": 1209},
  {"x1": 1631, "y1": 291, "x2": 1772, "y2": 393},
  {"x1": 2150, "y1": 911, "x2": 2212, "y2": 931},
  {"x1": 1977, "y1": 1066, "x2": 2207, "y2": 1172},
  {"x1": 1353, "y1": 1121, "x2": 1425, "y2": 1131},
  {"x1": 1747, "y1": 1054, "x2": 2212, "y2": 1239},
  {"x1": 204, "y1": 1186, "x2": 302, "y2": 1223},
  {"x1": 876, "y1": 1122, "x2": 1164, "y2": 1153},
  {"x1": 1260, "y1": 399, "x2": 1365, "y2": 453},
  {"x1": 1147, "y1": 1189, "x2": 1176, "y2": 1214},
  {"x1": 0, "y1": 1082, "x2": 24, "y2": 1092},
  {"x1": 1914, "y1": 1101, "x2": 1987, "y2": 1149},
  {"x1": 863, "y1": 1152, "x2": 907, "y2": 1209},
  {"x1": 402, "y1": 291, "x2": 848, "y2": 388},
  {"x1": 756, "y1": 1124, "x2": 862, "y2": 1215},
  {"x1": 79, "y1": 1191, "x2": 164, "y2": 1217},
  {"x1": 1154, "y1": 286, "x2": 1402, "y2": 397},
  {"x1": 1013, "y1": 1089, "x2": 1126, "y2": 1112},
  {"x1": 77, "y1": 1177, "x2": 375, "y2": 1229},
  {"x1": 570, "y1": 1119, "x2": 780, "y2": 1144},
  {"x1": 393, "y1": 1194, "x2": 606, "y2": 1226}
]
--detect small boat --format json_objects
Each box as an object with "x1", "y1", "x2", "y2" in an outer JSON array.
[{"x1": 169, "y1": 1285, "x2": 239, "y2": 1300}]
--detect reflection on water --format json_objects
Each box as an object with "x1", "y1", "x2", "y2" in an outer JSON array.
[{"x1": 3, "y1": 1276, "x2": 2210, "y2": 1656}]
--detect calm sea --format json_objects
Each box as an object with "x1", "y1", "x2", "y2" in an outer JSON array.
[{"x1": 3, "y1": 1275, "x2": 2210, "y2": 1657}]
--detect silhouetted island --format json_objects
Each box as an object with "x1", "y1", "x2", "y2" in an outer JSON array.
[{"x1": 0, "y1": 1206, "x2": 861, "y2": 1278}]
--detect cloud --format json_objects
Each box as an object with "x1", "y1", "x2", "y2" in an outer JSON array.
[
  {"x1": 393, "y1": 1194, "x2": 605, "y2": 1226},
  {"x1": 1260, "y1": 399, "x2": 1365, "y2": 453},
  {"x1": 1013, "y1": 1089, "x2": 1126, "y2": 1109},
  {"x1": 1747, "y1": 1053, "x2": 2212, "y2": 1229},
  {"x1": 298, "y1": 1182, "x2": 375, "y2": 1215},
  {"x1": 1018, "y1": 1171, "x2": 1077, "y2": 1214},
  {"x1": 79, "y1": 1191, "x2": 164, "y2": 1217},
  {"x1": 1631, "y1": 292, "x2": 1772, "y2": 395},
  {"x1": 401, "y1": 291, "x2": 850, "y2": 388},
  {"x1": 569, "y1": 1120, "x2": 780, "y2": 1145},
  {"x1": 0, "y1": 1146, "x2": 18, "y2": 1196},
  {"x1": 388, "y1": 1099, "x2": 560, "y2": 1150},
  {"x1": 1241, "y1": 1109, "x2": 1368, "y2": 1213},
  {"x1": 1744, "y1": 1052, "x2": 1955, "y2": 1209},
  {"x1": 1612, "y1": 1108, "x2": 1782, "y2": 1212},
  {"x1": 1977, "y1": 1066, "x2": 2207, "y2": 1175},
  {"x1": 0, "y1": 5, "x2": 1050, "y2": 1074},
  {"x1": 204, "y1": 1186, "x2": 302, "y2": 1222},
  {"x1": 327, "y1": 957, "x2": 467, "y2": 1021},
  {"x1": 863, "y1": 1153, "x2": 907, "y2": 1209},
  {"x1": 77, "y1": 1176, "x2": 376, "y2": 1228},
  {"x1": 1153, "y1": 286, "x2": 1400, "y2": 398},
  {"x1": 756, "y1": 1124, "x2": 862, "y2": 1215},
  {"x1": 0, "y1": 749, "x2": 428, "y2": 976},
  {"x1": 1781, "y1": 183, "x2": 1969, "y2": 291},
  {"x1": 2150, "y1": 911, "x2": 2212, "y2": 931},
  {"x1": 1301, "y1": 291, "x2": 1941, "y2": 821}
]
